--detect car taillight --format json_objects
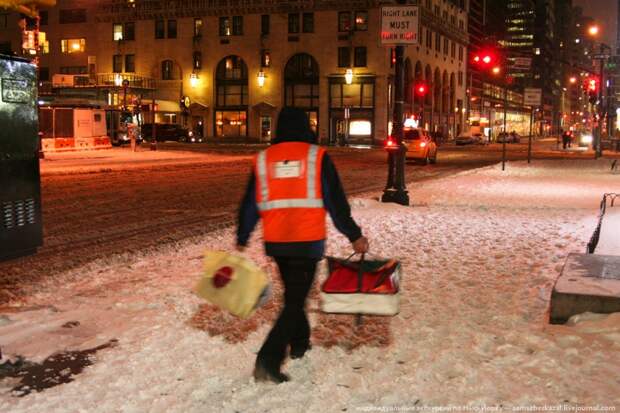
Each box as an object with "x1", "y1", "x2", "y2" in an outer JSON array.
[{"x1": 385, "y1": 136, "x2": 396, "y2": 148}]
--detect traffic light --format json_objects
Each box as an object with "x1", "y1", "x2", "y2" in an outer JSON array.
[
  {"x1": 585, "y1": 77, "x2": 599, "y2": 105},
  {"x1": 472, "y1": 51, "x2": 496, "y2": 66},
  {"x1": 415, "y1": 83, "x2": 428, "y2": 96},
  {"x1": 390, "y1": 48, "x2": 396, "y2": 68}
]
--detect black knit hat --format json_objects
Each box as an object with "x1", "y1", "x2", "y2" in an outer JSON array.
[{"x1": 273, "y1": 107, "x2": 317, "y2": 144}]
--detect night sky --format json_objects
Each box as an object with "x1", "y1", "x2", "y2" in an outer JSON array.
[{"x1": 574, "y1": 0, "x2": 617, "y2": 49}]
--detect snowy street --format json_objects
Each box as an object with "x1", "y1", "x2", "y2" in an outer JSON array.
[{"x1": 1, "y1": 155, "x2": 619, "y2": 412}]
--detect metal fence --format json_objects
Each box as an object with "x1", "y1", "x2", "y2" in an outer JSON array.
[{"x1": 586, "y1": 192, "x2": 619, "y2": 254}]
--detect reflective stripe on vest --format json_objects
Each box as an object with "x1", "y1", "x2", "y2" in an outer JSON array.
[{"x1": 256, "y1": 144, "x2": 323, "y2": 211}]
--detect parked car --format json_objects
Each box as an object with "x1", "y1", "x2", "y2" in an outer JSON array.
[
  {"x1": 402, "y1": 128, "x2": 437, "y2": 164},
  {"x1": 578, "y1": 132, "x2": 593, "y2": 148},
  {"x1": 455, "y1": 132, "x2": 485, "y2": 145},
  {"x1": 496, "y1": 131, "x2": 521, "y2": 143},
  {"x1": 141, "y1": 123, "x2": 192, "y2": 142}
]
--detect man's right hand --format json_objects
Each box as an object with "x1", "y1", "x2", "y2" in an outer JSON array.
[{"x1": 352, "y1": 236, "x2": 369, "y2": 254}]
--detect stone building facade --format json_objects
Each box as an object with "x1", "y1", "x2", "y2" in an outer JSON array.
[{"x1": 1, "y1": 0, "x2": 469, "y2": 145}]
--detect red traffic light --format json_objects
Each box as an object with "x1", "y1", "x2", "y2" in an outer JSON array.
[
  {"x1": 473, "y1": 51, "x2": 496, "y2": 66},
  {"x1": 587, "y1": 78, "x2": 598, "y2": 92},
  {"x1": 415, "y1": 83, "x2": 428, "y2": 96}
]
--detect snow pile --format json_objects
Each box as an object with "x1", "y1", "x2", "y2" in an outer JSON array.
[{"x1": 1, "y1": 160, "x2": 619, "y2": 412}]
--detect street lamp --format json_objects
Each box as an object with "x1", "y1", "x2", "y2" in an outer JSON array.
[
  {"x1": 344, "y1": 68, "x2": 354, "y2": 85},
  {"x1": 190, "y1": 73, "x2": 199, "y2": 88},
  {"x1": 257, "y1": 70, "x2": 266, "y2": 88},
  {"x1": 587, "y1": 23, "x2": 609, "y2": 158},
  {"x1": 588, "y1": 25, "x2": 600, "y2": 37}
]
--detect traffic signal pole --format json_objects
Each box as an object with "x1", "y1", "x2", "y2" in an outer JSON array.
[{"x1": 382, "y1": 43, "x2": 409, "y2": 206}]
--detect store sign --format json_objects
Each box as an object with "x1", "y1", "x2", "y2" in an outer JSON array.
[
  {"x1": 380, "y1": 6, "x2": 419, "y2": 45},
  {"x1": 523, "y1": 88, "x2": 542, "y2": 106}
]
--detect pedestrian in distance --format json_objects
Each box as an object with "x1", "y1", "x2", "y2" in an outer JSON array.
[{"x1": 236, "y1": 107, "x2": 369, "y2": 384}]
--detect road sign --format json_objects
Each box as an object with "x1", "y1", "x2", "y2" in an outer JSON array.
[
  {"x1": 380, "y1": 6, "x2": 419, "y2": 45},
  {"x1": 523, "y1": 88, "x2": 542, "y2": 106}
]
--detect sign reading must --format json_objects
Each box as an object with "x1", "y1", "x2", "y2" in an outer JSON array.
[
  {"x1": 523, "y1": 88, "x2": 542, "y2": 107},
  {"x1": 380, "y1": 6, "x2": 419, "y2": 45}
]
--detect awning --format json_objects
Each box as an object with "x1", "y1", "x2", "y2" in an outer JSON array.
[
  {"x1": 252, "y1": 101, "x2": 276, "y2": 113},
  {"x1": 189, "y1": 101, "x2": 209, "y2": 114},
  {"x1": 153, "y1": 99, "x2": 181, "y2": 113}
]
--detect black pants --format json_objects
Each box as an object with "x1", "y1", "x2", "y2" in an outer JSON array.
[{"x1": 257, "y1": 257, "x2": 318, "y2": 369}]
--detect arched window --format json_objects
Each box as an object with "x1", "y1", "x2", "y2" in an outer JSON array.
[{"x1": 215, "y1": 56, "x2": 248, "y2": 137}]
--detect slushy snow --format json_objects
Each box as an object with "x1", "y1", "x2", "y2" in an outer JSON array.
[{"x1": 1, "y1": 159, "x2": 619, "y2": 412}]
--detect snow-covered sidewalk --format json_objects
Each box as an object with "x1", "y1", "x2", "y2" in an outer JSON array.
[{"x1": 1, "y1": 159, "x2": 619, "y2": 412}]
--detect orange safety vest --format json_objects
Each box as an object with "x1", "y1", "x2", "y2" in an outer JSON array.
[{"x1": 254, "y1": 142, "x2": 326, "y2": 243}]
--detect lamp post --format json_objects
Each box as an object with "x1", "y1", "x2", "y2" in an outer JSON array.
[
  {"x1": 587, "y1": 24, "x2": 610, "y2": 158},
  {"x1": 382, "y1": 44, "x2": 409, "y2": 205}
]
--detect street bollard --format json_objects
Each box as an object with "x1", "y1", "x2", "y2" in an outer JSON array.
[{"x1": 150, "y1": 138, "x2": 157, "y2": 151}]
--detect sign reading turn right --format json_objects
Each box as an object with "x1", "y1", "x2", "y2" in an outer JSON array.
[{"x1": 381, "y1": 6, "x2": 419, "y2": 45}]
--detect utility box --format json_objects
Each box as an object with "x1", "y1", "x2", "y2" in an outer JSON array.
[{"x1": 0, "y1": 55, "x2": 43, "y2": 261}]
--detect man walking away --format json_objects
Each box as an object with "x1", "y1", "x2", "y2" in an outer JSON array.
[{"x1": 236, "y1": 107, "x2": 369, "y2": 383}]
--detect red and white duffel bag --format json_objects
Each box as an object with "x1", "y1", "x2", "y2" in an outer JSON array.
[{"x1": 320, "y1": 254, "x2": 402, "y2": 316}]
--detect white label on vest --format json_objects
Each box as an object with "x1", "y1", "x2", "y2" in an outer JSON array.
[{"x1": 274, "y1": 161, "x2": 302, "y2": 178}]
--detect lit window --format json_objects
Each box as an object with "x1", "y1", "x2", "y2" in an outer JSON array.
[
  {"x1": 354, "y1": 11, "x2": 368, "y2": 31},
  {"x1": 113, "y1": 23, "x2": 123, "y2": 41},
  {"x1": 61, "y1": 38, "x2": 85, "y2": 53},
  {"x1": 534, "y1": 48, "x2": 540, "y2": 55},
  {"x1": 194, "y1": 18, "x2": 203, "y2": 37},
  {"x1": 349, "y1": 120, "x2": 371, "y2": 136}
]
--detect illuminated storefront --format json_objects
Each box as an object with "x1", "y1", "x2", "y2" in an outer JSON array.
[{"x1": 328, "y1": 75, "x2": 375, "y2": 145}]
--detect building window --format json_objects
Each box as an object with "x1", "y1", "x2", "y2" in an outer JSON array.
[
  {"x1": 39, "y1": 67, "x2": 49, "y2": 81},
  {"x1": 435, "y1": 32, "x2": 441, "y2": 52},
  {"x1": 39, "y1": 11, "x2": 48, "y2": 26},
  {"x1": 162, "y1": 60, "x2": 174, "y2": 80},
  {"x1": 261, "y1": 14, "x2": 270, "y2": 35},
  {"x1": 444, "y1": 38, "x2": 448, "y2": 55},
  {"x1": 459, "y1": 45, "x2": 463, "y2": 61},
  {"x1": 194, "y1": 18, "x2": 203, "y2": 37},
  {"x1": 216, "y1": 56, "x2": 248, "y2": 137},
  {"x1": 193, "y1": 51, "x2": 202, "y2": 70},
  {"x1": 303, "y1": 13, "x2": 314, "y2": 33},
  {"x1": 167, "y1": 20, "x2": 177, "y2": 38},
  {"x1": 232, "y1": 16, "x2": 243, "y2": 35},
  {"x1": 451, "y1": 42, "x2": 456, "y2": 58},
  {"x1": 459, "y1": 20, "x2": 464, "y2": 30},
  {"x1": 338, "y1": 47, "x2": 351, "y2": 67},
  {"x1": 124, "y1": 22, "x2": 135, "y2": 41},
  {"x1": 113, "y1": 54, "x2": 123, "y2": 73},
  {"x1": 261, "y1": 49, "x2": 271, "y2": 67},
  {"x1": 59, "y1": 9, "x2": 86, "y2": 24},
  {"x1": 155, "y1": 19, "x2": 165, "y2": 39},
  {"x1": 288, "y1": 13, "x2": 300, "y2": 33},
  {"x1": 354, "y1": 47, "x2": 367, "y2": 67},
  {"x1": 125, "y1": 55, "x2": 135, "y2": 73},
  {"x1": 284, "y1": 54, "x2": 320, "y2": 133},
  {"x1": 113, "y1": 23, "x2": 123, "y2": 41},
  {"x1": 219, "y1": 17, "x2": 230, "y2": 36},
  {"x1": 61, "y1": 38, "x2": 85, "y2": 53},
  {"x1": 60, "y1": 66, "x2": 87, "y2": 74},
  {"x1": 458, "y1": 71, "x2": 463, "y2": 86},
  {"x1": 354, "y1": 11, "x2": 368, "y2": 31},
  {"x1": 426, "y1": 28, "x2": 432, "y2": 48},
  {"x1": 338, "y1": 11, "x2": 351, "y2": 32}
]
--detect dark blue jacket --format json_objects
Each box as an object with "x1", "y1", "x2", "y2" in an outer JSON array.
[{"x1": 236, "y1": 151, "x2": 362, "y2": 258}]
